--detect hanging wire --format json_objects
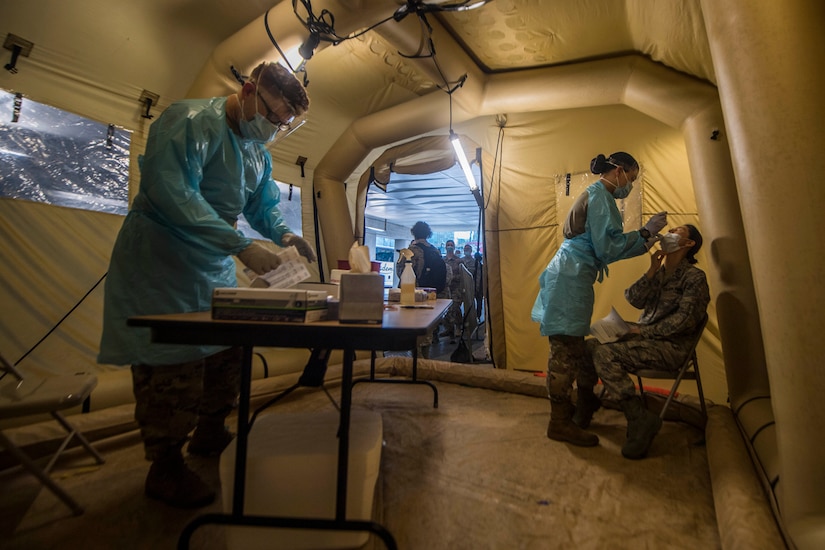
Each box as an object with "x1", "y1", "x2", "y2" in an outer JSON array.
[
  {"x1": 292, "y1": 0, "x2": 395, "y2": 44},
  {"x1": 265, "y1": 9, "x2": 297, "y2": 73},
  {"x1": 13, "y1": 272, "x2": 108, "y2": 367}
]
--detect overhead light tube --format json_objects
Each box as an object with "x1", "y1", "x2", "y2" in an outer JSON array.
[{"x1": 450, "y1": 131, "x2": 478, "y2": 191}]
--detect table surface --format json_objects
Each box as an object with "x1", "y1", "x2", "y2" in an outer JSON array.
[{"x1": 128, "y1": 299, "x2": 451, "y2": 351}]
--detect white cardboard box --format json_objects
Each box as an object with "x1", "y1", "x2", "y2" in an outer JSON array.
[
  {"x1": 212, "y1": 287, "x2": 328, "y2": 322},
  {"x1": 220, "y1": 410, "x2": 383, "y2": 550}
]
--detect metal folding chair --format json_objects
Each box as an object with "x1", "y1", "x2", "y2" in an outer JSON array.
[
  {"x1": 0, "y1": 354, "x2": 104, "y2": 515},
  {"x1": 635, "y1": 315, "x2": 709, "y2": 424}
]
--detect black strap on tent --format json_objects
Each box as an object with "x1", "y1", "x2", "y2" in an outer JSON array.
[
  {"x1": 14, "y1": 272, "x2": 107, "y2": 367},
  {"x1": 312, "y1": 185, "x2": 325, "y2": 282}
]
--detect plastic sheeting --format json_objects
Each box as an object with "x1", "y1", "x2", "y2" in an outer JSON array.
[{"x1": 0, "y1": 91, "x2": 130, "y2": 215}]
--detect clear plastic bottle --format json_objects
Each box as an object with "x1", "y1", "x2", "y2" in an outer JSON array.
[{"x1": 400, "y1": 260, "x2": 416, "y2": 305}]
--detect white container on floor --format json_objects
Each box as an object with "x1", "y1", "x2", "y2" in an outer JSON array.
[{"x1": 220, "y1": 409, "x2": 383, "y2": 550}]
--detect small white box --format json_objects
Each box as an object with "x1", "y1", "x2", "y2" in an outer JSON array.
[
  {"x1": 220, "y1": 410, "x2": 383, "y2": 550},
  {"x1": 329, "y1": 269, "x2": 349, "y2": 284},
  {"x1": 294, "y1": 281, "x2": 340, "y2": 299}
]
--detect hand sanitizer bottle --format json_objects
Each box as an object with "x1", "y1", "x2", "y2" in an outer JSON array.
[{"x1": 400, "y1": 260, "x2": 416, "y2": 305}]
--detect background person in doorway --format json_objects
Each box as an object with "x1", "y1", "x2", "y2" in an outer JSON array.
[
  {"x1": 460, "y1": 244, "x2": 484, "y2": 322},
  {"x1": 442, "y1": 239, "x2": 464, "y2": 343},
  {"x1": 396, "y1": 221, "x2": 447, "y2": 357},
  {"x1": 531, "y1": 152, "x2": 667, "y2": 448}
]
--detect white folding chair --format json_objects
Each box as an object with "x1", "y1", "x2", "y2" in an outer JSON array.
[
  {"x1": 636, "y1": 315, "x2": 709, "y2": 424},
  {"x1": 0, "y1": 354, "x2": 105, "y2": 515}
]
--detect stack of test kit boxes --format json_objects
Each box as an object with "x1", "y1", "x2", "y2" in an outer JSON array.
[{"x1": 211, "y1": 287, "x2": 329, "y2": 322}]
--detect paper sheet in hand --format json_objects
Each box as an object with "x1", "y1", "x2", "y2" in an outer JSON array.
[
  {"x1": 250, "y1": 246, "x2": 310, "y2": 289},
  {"x1": 590, "y1": 307, "x2": 630, "y2": 344}
]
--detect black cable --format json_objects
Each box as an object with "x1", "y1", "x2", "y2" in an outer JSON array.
[
  {"x1": 264, "y1": 9, "x2": 296, "y2": 73},
  {"x1": 485, "y1": 125, "x2": 504, "y2": 211},
  {"x1": 14, "y1": 272, "x2": 108, "y2": 367},
  {"x1": 293, "y1": 0, "x2": 395, "y2": 44}
]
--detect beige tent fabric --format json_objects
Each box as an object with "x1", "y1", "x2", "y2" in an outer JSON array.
[{"x1": 0, "y1": 200, "x2": 120, "y2": 378}]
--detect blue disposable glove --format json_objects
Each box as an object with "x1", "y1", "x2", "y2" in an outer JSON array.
[
  {"x1": 644, "y1": 233, "x2": 663, "y2": 250},
  {"x1": 644, "y1": 211, "x2": 668, "y2": 235}
]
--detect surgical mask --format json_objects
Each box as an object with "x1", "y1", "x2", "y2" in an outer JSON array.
[
  {"x1": 613, "y1": 168, "x2": 634, "y2": 199},
  {"x1": 612, "y1": 181, "x2": 633, "y2": 199},
  {"x1": 446, "y1": 246, "x2": 455, "y2": 253},
  {"x1": 238, "y1": 97, "x2": 280, "y2": 143},
  {"x1": 660, "y1": 232, "x2": 683, "y2": 253}
]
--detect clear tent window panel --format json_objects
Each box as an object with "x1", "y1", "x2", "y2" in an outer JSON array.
[
  {"x1": 0, "y1": 90, "x2": 130, "y2": 215},
  {"x1": 238, "y1": 182, "x2": 303, "y2": 239}
]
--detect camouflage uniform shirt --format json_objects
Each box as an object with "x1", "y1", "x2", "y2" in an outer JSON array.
[
  {"x1": 585, "y1": 258, "x2": 710, "y2": 401},
  {"x1": 626, "y1": 258, "x2": 710, "y2": 345}
]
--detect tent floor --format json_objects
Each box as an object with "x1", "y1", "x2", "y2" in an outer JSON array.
[{"x1": 0, "y1": 359, "x2": 720, "y2": 550}]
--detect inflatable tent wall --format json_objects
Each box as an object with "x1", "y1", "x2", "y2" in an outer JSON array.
[{"x1": 1, "y1": 1, "x2": 823, "y2": 547}]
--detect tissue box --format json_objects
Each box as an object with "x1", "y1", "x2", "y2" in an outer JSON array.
[
  {"x1": 338, "y1": 272, "x2": 384, "y2": 323},
  {"x1": 212, "y1": 288, "x2": 328, "y2": 322}
]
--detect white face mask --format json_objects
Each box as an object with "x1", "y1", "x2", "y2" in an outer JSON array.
[
  {"x1": 660, "y1": 232, "x2": 684, "y2": 253},
  {"x1": 605, "y1": 162, "x2": 635, "y2": 199},
  {"x1": 238, "y1": 96, "x2": 280, "y2": 143}
]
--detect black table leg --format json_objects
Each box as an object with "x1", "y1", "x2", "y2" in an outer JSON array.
[
  {"x1": 178, "y1": 345, "x2": 398, "y2": 550},
  {"x1": 352, "y1": 346, "x2": 439, "y2": 408},
  {"x1": 232, "y1": 345, "x2": 253, "y2": 516},
  {"x1": 336, "y1": 347, "x2": 353, "y2": 520}
]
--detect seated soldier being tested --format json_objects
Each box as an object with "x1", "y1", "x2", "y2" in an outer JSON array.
[{"x1": 577, "y1": 224, "x2": 710, "y2": 460}]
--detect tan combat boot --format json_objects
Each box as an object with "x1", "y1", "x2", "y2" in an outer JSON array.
[
  {"x1": 145, "y1": 451, "x2": 215, "y2": 508},
  {"x1": 547, "y1": 400, "x2": 599, "y2": 447},
  {"x1": 620, "y1": 396, "x2": 662, "y2": 459}
]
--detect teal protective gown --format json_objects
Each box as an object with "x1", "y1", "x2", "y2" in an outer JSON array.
[
  {"x1": 532, "y1": 181, "x2": 647, "y2": 337},
  {"x1": 98, "y1": 97, "x2": 291, "y2": 366}
]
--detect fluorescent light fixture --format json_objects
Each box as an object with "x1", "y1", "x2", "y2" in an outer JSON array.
[
  {"x1": 450, "y1": 131, "x2": 478, "y2": 191},
  {"x1": 278, "y1": 47, "x2": 306, "y2": 73},
  {"x1": 455, "y1": 0, "x2": 490, "y2": 11}
]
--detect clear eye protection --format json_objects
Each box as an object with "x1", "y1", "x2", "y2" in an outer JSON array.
[{"x1": 269, "y1": 112, "x2": 307, "y2": 145}]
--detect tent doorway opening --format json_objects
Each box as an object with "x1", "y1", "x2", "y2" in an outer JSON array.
[{"x1": 362, "y1": 154, "x2": 482, "y2": 289}]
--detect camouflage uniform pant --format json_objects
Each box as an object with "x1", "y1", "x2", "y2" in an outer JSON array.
[
  {"x1": 446, "y1": 298, "x2": 463, "y2": 335},
  {"x1": 586, "y1": 336, "x2": 686, "y2": 401},
  {"x1": 131, "y1": 346, "x2": 242, "y2": 461},
  {"x1": 546, "y1": 335, "x2": 598, "y2": 403}
]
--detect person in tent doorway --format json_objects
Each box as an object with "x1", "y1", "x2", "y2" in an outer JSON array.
[
  {"x1": 442, "y1": 239, "x2": 464, "y2": 343},
  {"x1": 461, "y1": 244, "x2": 484, "y2": 322},
  {"x1": 396, "y1": 221, "x2": 448, "y2": 357},
  {"x1": 98, "y1": 62, "x2": 315, "y2": 509},
  {"x1": 586, "y1": 224, "x2": 710, "y2": 458},
  {"x1": 460, "y1": 244, "x2": 477, "y2": 279},
  {"x1": 531, "y1": 152, "x2": 667, "y2": 448}
]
